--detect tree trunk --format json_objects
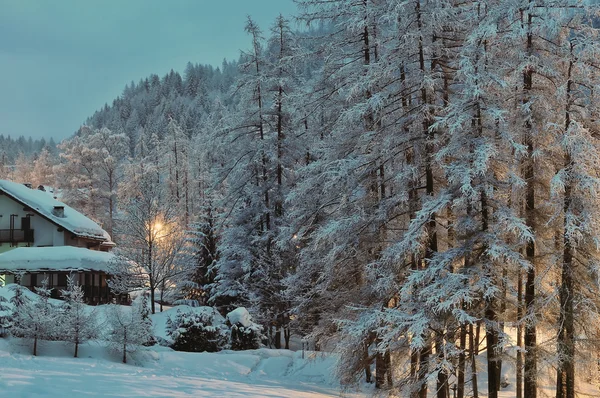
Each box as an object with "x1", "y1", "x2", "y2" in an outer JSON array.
[
  {"x1": 375, "y1": 350, "x2": 388, "y2": 389},
  {"x1": 284, "y1": 324, "x2": 291, "y2": 350},
  {"x1": 556, "y1": 44, "x2": 575, "y2": 398},
  {"x1": 149, "y1": 240, "x2": 156, "y2": 314},
  {"x1": 364, "y1": 341, "x2": 372, "y2": 383},
  {"x1": 123, "y1": 327, "x2": 127, "y2": 364},
  {"x1": 417, "y1": 0, "x2": 438, "y2": 392},
  {"x1": 475, "y1": 322, "x2": 481, "y2": 355},
  {"x1": 410, "y1": 337, "x2": 420, "y2": 398},
  {"x1": 470, "y1": 324, "x2": 479, "y2": 398},
  {"x1": 517, "y1": 271, "x2": 524, "y2": 398},
  {"x1": 74, "y1": 341, "x2": 79, "y2": 358},
  {"x1": 159, "y1": 285, "x2": 164, "y2": 313},
  {"x1": 457, "y1": 322, "x2": 466, "y2": 398},
  {"x1": 33, "y1": 334, "x2": 38, "y2": 356},
  {"x1": 485, "y1": 306, "x2": 499, "y2": 398},
  {"x1": 274, "y1": 324, "x2": 282, "y2": 349},
  {"x1": 482, "y1": 189, "x2": 499, "y2": 398},
  {"x1": 108, "y1": 171, "x2": 114, "y2": 237},
  {"x1": 497, "y1": 267, "x2": 508, "y2": 392},
  {"x1": 150, "y1": 281, "x2": 156, "y2": 315},
  {"x1": 435, "y1": 332, "x2": 448, "y2": 398},
  {"x1": 522, "y1": 4, "x2": 537, "y2": 397},
  {"x1": 418, "y1": 338, "x2": 431, "y2": 398},
  {"x1": 385, "y1": 350, "x2": 393, "y2": 387}
]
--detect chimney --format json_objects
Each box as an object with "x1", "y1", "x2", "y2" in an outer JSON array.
[
  {"x1": 52, "y1": 206, "x2": 65, "y2": 218},
  {"x1": 37, "y1": 185, "x2": 46, "y2": 191}
]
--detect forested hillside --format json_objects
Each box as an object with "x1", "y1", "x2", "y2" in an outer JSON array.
[{"x1": 4, "y1": 1, "x2": 600, "y2": 397}]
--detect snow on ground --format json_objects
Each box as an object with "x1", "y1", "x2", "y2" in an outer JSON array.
[
  {"x1": 0, "y1": 339, "x2": 362, "y2": 398},
  {"x1": 0, "y1": 289, "x2": 363, "y2": 398}
]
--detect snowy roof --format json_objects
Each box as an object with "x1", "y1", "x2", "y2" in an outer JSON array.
[
  {"x1": 0, "y1": 246, "x2": 115, "y2": 273},
  {"x1": 0, "y1": 180, "x2": 109, "y2": 241}
]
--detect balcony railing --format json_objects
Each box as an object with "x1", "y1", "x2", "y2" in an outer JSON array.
[{"x1": 0, "y1": 229, "x2": 34, "y2": 243}]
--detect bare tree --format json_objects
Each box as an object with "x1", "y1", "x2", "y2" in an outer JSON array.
[{"x1": 110, "y1": 175, "x2": 187, "y2": 313}]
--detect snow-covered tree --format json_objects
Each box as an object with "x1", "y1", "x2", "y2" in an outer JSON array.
[
  {"x1": 12, "y1": 152, "x2": 34, "y2": 184},
  {"x1": 104, "y1": 299, "x2": 153, "y2": 364},
  {"x1": 210, "y1": 17, "x2": 301, "y2": 346},
  {"x1": 31, "y1": 147, "x2": 56, "y2": 188},
  {"x1": 178, "y1": 202, "x2": 219, "y2": 307},
  {"x1": 111, "y1": 174, "x2": 187, "y2": 313},
  {"x1": 60, "y1": 276, "x2": 97, "y2": 357},
  {"x1": 11, "y1": 279, "x2": 56, "y2": 356},
  {"x1": 0, "y1": 296, "x2": 12, "y2": 337},
  {"x1": 57, "y1": 126, "x2": 128, "y2": 236}
]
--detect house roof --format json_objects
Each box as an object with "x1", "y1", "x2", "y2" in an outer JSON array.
[
  {"x1": 0, "y1": 246, "x2": 115, "y2": 273},
  {"x1": 0, "y1": 180, "x2": 110, "y2": 241}
]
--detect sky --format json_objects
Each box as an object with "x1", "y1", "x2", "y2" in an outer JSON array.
[{"x1": 0, "y1": 0, "x2": 297, "y2": 142}]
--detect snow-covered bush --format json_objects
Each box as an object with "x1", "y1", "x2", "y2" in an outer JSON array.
[
  {"x1": 226, "y1": 308, "x2": 264, "y2": 351},
  {"x1": 166, "y1": 307, "x2": 228, "y2": 352}
]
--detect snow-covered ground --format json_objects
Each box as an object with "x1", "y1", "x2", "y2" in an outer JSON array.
[
  {"x1": 0, "y1": 338, "x2": 363, "y2": 397},
  {"x1": 0, "y1": 285, "x2": 363, "y2": 398}
]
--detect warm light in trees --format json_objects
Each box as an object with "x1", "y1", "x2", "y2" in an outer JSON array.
[{"x1": 149, "y1": 221, "x2": 166, "y2": 239}]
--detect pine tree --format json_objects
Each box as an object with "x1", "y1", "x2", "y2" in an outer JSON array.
[
  {"x1": 11, "y1": 279, "x2": 56, "y2": 356},
  {"x1": 105, "y1": 299, "x2": 153, "y2": 364},
  {"x1": 60, "y1": 276, "x2": 97, "y2": 357},
  {"x1": 180, "y1": 202, "x2": 219, "y2": 307},
  {"x1": 0, "y1": 296, "x2": 12, "y2": 337}
]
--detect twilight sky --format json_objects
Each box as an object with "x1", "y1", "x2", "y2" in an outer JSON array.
[{"x1": 0, "y1": 0, "x2": 297, "y2": 141}]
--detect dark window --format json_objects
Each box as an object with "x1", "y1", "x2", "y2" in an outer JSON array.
[
  {"x1": 21, "y1": 217, "x2": 30, "y2": 231},
  {"x1": 58, "y1": 273, "x2": 67, "y2": 286}
]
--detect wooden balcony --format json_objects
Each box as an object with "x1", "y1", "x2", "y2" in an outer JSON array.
[{"x1": 0, "y1": 229, "x2": 34, "y2": 243}]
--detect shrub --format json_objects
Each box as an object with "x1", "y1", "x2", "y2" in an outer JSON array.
[
  {"x1": 226, "y1": 308, "x2": 265, "y2": 351},
  {"x1": 166, "y1": 307, "x2": 228, "y2": 352}
]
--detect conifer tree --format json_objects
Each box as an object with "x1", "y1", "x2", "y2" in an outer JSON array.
[
  {"x1": 105, "y1": 297, "x2": 153, "y2": 364},
  {"x1": 11, "y1": 279, "x2": 56, "y2": 356},
  {"x1": 60, "y1": 276, "x2": 97, "y2": 357}
]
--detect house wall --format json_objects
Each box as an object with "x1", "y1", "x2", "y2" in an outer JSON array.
[
  {"x1": 0, "y1": 192, "x2": 68, "y2": 249},
  {"x1": 65, "y1": 234, "x2": 87, "y2": 248},
  {"x1": 53, "y1": 227, "x2": 65, "y2": 246}
]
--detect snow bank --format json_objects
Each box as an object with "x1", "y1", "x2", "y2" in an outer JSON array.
[
  {"x1": 0, "y1": 179, "x2": 108, "y2": 240},
  {"x1": 0, "y1": 283, "x2": 64, "y2": 306}
]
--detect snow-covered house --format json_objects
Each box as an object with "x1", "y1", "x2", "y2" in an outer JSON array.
[{"x1": 0, "y1": 180, "x2": 118, "y2": 303}]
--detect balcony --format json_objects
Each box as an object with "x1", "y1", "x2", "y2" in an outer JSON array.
[{"x1": 0, "y1": 229, "x2": 34, "y2": 244}]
